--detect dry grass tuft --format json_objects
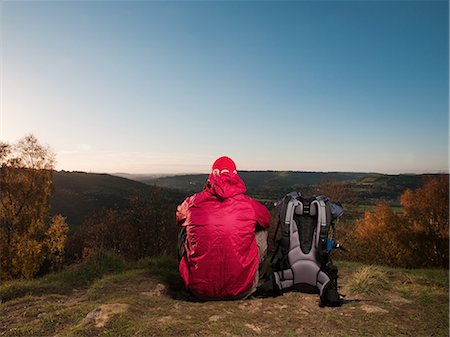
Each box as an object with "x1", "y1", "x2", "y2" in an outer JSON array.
[{"x1": 348, "y1": 265, "x2": 391, "y2": 295}]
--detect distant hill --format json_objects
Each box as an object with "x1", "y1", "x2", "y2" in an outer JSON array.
[
  {"x1": 352, "y1": 173, "x2": 444, "y2": 203},
  {"x1": 138, "y1": 171, "x2": 375, "y2": 192},
  {"x1": 137, "y1": 171, "x2": 446, "y2": 205},
  {"x1": 50, "y1": 171, "x2": 185, "y2": 228},
  {"x1": 51, "y1": 170, "x2": 446, "y2": 228}
]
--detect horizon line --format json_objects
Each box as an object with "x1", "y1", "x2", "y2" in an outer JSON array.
[{"x1": 54, "y1": 169, "x2": 450, "y2": 176}]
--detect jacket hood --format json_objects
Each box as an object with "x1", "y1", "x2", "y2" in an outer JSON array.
[{"x1": 205, "y1": 172, "x2": 246, "y2": 199}]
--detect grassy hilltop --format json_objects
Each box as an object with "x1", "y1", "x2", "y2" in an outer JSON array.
[
  {"x1": 3, "y1": 170, "x2": 445, "y2": 336},
  {"x1": 1, "y1": 253, "x2": 448, "y2": 337}
]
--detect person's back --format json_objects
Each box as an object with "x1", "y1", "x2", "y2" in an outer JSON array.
[{"x1": 176, "y1": 156, "x2": 270, "y2": 299}]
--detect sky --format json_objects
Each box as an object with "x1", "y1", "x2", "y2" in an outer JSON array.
[{"x1": 1, "y1": 0, "x2": 448, "y2": 174}]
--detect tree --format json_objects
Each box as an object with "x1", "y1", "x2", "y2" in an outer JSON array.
[
  {"x1": 353, "y1": 201, "x2": 413, "y2": 266},
  {"x1": 0, "y1": 135, "x2": 68, "y2": 279},
  {"x1": 399, "y1": 176, "x2": 449, "y2": 267},
  {"x1": 353, "y1": 176, "x2": 449, "y2": 268},
  {"x1": 44, "y1": 215, "x2": 70, "y2": 266}
]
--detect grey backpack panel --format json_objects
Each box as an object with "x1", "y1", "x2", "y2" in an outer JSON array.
[{"x1": 271, "y1": 192, "x2": 343, "y2": 307}]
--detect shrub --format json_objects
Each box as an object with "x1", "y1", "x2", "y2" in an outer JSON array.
[{"x1": 351, "y1": 176, "x2": 449, "y2": 268}]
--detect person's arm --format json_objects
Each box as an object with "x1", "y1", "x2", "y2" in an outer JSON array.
[
  {"x1": 251, "y1": 199, "x2": 270, "y2": 229},
  {"x1": 176, "y1": 197, "x2": 191, "y2": 227}
]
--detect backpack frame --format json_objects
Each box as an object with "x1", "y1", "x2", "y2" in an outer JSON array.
[{"x1": 270, "y1": 192, "x2": 344, "y2": 307}]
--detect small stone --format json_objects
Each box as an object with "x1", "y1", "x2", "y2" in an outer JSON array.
[{"x1": 83, "y1": 303, "x2": 129, "y2": 328}]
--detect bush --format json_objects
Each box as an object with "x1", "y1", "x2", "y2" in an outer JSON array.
[{"x1": 351, "y1": 176, "x2": 449, "y2": 268}]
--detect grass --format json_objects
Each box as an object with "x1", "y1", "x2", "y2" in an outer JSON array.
[
  {"x1": 400, "y1": 267, "x2": 449, "y2": 288},
  {"x1": 1, "y1": 255, "x2": 448, "y2": 337},
  {"x1": 1, "y1": 250, "x2": 126, "y2": 302},
  {"x1": 347, "y1": 265, "x2": 391, "y2": 295},
  {"x1": 86, "y1": 269, "x2": 143, "y2": 300},
  {"x1": 134, "y1": 255, "x2": 185, "y2": 296}
]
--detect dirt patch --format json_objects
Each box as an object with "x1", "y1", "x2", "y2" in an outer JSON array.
[
  {"x1": 245, "y1": 323, "x2": 262, "y2": 334},
  {"x1": 208, "y1": 315, "x2": 223, "y2": 322},
  {"x1": 238, "y1": 298, "x2": 263, "y2": 313},
  {"x1": 386, "y1": 293, "x2": 413, "y2": 305},
  {"x1": 360, "y1": 304, "x2": 389, "y2": 314},
  {"x1": 158, "y1": 315, "x2": 176, "y2": 324},
  {"x1": 82, "y1": 303, "x2": 129, "y2": 328}
]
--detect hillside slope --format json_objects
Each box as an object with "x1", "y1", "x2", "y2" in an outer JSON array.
[
  {"x1": 140, "y1": 171, "x2": 375, "y2": 193},
  {"x1": 50, "y1": 171, "x2": 185, "y2": 228},
  {"x1": 1, "y1": 256, "x2": 448, "y2": 337}
]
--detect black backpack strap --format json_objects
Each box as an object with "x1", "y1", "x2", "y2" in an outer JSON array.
[
  {"x1": 316, "y1": 196, "x2": 331, "y2": 263},
  {"x1": 270, "y1": 192, "x2": 300, "y2": 266},
  {"x1": 319, "y1": 262, "x2": 343, "y2": 307}
]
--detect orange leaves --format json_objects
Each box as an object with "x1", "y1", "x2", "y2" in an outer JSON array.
[
  {"x1": 354, "y1": 202, "x2": 409, "y2": 266},
  {"x1": 353, "y1": 176, "x2": 449, "y2": 268},
  {"x1": 356, "y1": 201, "x2": 394, "y2": 239},
  {"x1": 400, "y1": 176, "x2": 449, "y2": 238}
]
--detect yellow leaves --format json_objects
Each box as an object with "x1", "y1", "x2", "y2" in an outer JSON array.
[
  {"x1": 0, "y1": 135, "x2": 67, "y2": 279},
  {"x1": 45, "y1": 215, "x2": 69, "y2": 265},
  {"x1": 10, "y1": 233, "x2": 44, "y2": 279},
  {"x1": 2, "y1": 215, "x2": 69, "y2": 279}
]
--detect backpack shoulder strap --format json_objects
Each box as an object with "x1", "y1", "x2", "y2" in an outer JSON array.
[
  {"x1": 271, "y1": 192, "x2": 301, "y2": 265},
  {"x1": 272, "y1": 192, "x2": 300, "y2": 245},
  {"x1": 315, "y1": 196, "x2": 331, "y2": 261}
]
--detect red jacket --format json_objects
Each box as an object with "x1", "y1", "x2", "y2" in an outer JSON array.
[{"x1": 176, "y1": 172, "x2": 270, "y2": 299}]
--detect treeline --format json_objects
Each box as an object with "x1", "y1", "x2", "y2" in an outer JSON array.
[
  {"x1": 67, "y1": 190, "x2": 177, "y2": 262},
  {"x1": 1, "y1": 135, "x2": 448, "y2": 281}
]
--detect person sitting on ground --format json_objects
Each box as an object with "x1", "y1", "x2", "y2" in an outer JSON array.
[{"x1": 176, "y1": 156, "x2": 270, "y2": 300}]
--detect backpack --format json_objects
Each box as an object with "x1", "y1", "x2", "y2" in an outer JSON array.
[{"x1": 270, "y1": 192, "x2": 344, "y2": 307}]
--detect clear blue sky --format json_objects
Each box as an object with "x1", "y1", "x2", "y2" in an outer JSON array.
[{"x1": 1, "y1": 1, "x2": 448, "y2": 174}]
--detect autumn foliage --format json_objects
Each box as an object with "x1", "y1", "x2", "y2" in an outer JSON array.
[
  {"x1": 0, "y1": 135, "x2": 69, "y2": 279},
  {"x1": 353, "y1": 176, "x2": 449, "y2": 268},
  {"x1": 2, "y1": 135, "x2": 447, "y2": 281}
]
